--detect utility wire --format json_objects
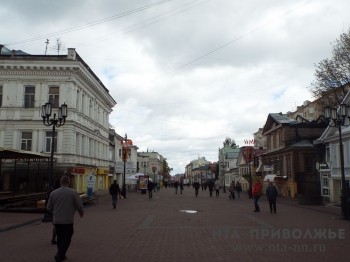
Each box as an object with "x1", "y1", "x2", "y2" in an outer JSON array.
[
  {"x1": 5, "y1": 0, "x2": 171, "y2": 46},
  {"x1": 116, "y1": 0, "x2": 313, "y2": 97}
]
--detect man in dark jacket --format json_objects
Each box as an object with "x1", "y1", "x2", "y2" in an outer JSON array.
[
  {"x1": 147, "y1": 181, "x2": 154, "y2": 199},
  {"x1": 266, "y1": 181, "x2": 278, "y2": 214},
  {"x1": 109, "y1": 180, "x2": 120, "y2": 209}
]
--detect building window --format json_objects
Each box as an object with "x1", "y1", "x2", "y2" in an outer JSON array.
[
  {"x1": 21, "y1": 132, "x2": 32, "y2": 151},
  {"x1": 24, "y1": 86, "x2": 35, "y2": 108},
  {"x1": 76, "y1": 133, "x2": 80, "y2": 155},
  {"x1": 76, "y1": 90, "x2": 80, "y2": 110},
  {"x1": 45, "y1": 131, "x2": 57, "y2": 153},
  {"x1": 0, "y1": 86, "x2": 2, "y2": 107},
  {"x1": 49, "y1": 86, "x2": 59, "y2": 108}
]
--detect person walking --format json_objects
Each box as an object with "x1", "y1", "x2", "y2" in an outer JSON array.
[
  {"x1": 208, "y1": 180, "x2": 214, "y2": 197},
  {"x1": 252, "y1": 180, "x2": 262, "y2": 212},
  {"x1": 147, "y1": 181, "x2": 154, "y2": 199},
  {"x1": 174, "y1": 181, "x2": 179, "y2": 194},
  {"x1": 229, "y1": 181, "x2": 235, "y2": 200},
  {"x1": 214, "y1": 179, "x2": 220, "y2": 197},
  {"x1": 235, "y1": 181, "x2": 242, "y2": 199},
  {"x1": 180, "y1": 182, "x2": 184, "y2": 194},
  {"x1": 266, "y1": 181, "x2": 278, "y2": 214},
  {"x1": 46, "y1": 175, "x2": 84, "y2": 262},
  {"x1": 109, "y1": 180, "x2": 120, "y2": 209},
  {"x1": 193, "y1": 180, "x2": 200, "y2": 197}
]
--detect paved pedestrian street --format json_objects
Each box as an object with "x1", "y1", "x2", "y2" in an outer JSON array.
[{"x1": 1, "y1": 187, "x2": 350, "y2": 262}]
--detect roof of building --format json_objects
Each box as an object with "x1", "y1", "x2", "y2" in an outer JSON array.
[
  {"x1": 269, "y1": 113, "x2": 298, "y2": 125},
  {"x1": 0, "y1": 45, "x2": 29, "y2": 55},
  {"x1": 0, "y1": 46, "x2": 116, "y2": 105}
]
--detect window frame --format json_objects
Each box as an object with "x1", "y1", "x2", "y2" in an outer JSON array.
[
  {"x1": 24, "y1": 86, "x2": 35, "y2": 108},
  {"x1": 45, "y1": 131, "x2": 57, "y2": 153},
  {"x1": 21, "y1": 131, "x2": 33, "y2": 151},
  {"x1": 48, "y1": 86, "x2": 60, "y2": 108}
]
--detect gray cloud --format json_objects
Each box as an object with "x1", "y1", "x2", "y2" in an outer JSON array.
[{"x1": 2, "y1": 0, "x2": 350, "y2": 174}]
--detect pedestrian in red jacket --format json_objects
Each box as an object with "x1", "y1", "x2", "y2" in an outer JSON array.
[{"x1": 252, "y1": 180, "x2": 262, "y2": 212}]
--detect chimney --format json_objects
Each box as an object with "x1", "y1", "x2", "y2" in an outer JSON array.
[{"x1": 67, "y1": 48, "x2": 76, "y2": 60}]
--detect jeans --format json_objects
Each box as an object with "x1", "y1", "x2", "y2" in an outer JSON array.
[
  {"x1": 54, "y1": 224, "x2": 74, "y2": 261},
  {"x1": 112, "y1": 194, "x2": 118, "y2": 208},
  {"x1": 268, "y1": 198, "x2": 277, "y2": 213},
  {"x1": 253, "y1": 196, "x2": 260, "y2": 211}
]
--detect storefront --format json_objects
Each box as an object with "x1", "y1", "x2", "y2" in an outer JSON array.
[
  {"x1": 317, "y1": 162, "x2": 331, "y2": 202},
  {"x1": 97, "y1": 168, "x2": 110, "y2": 191}
]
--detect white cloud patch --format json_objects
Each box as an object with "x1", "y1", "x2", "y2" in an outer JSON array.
[{"x1": 2, "y1": 0, "x2": 350, "y2": 174}]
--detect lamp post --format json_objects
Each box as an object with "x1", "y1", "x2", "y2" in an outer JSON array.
[
  {"x1": 41, "y1": 102, "x2": 67, "y2": 222},
  {"x1": 324, "y1": 104, "x2": 350, "y2": 220},
  {"x1": 122, "y1": 134, "x2": 131, "y2": 198},
  {"x1": 244, "y1": 146, "x2": 254, "y2": 198},
  {"x1": 41, "y1": 102, "x2": 68, "y2": 189},
  {"x1": 152, "y1": 166, "x2": 157, "y2": 192}
]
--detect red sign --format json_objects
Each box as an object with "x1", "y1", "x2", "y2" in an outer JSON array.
[{"x1": 243, "y1": 147, "x2": 254, "y2": 163}]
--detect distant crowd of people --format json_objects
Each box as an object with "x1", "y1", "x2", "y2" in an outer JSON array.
[
  {"x1": 45, "y1": 175, "x2": 278, "y2": 262},
  {"x1": 163, "y1": 178, "x2": 278, "y2": 215}
]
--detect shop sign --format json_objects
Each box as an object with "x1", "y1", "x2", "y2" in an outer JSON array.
[{"x1": 97, "y1": 168, "x2": 109, "y2": 175}]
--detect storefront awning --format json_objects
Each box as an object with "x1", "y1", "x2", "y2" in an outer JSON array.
[{"x1": 263, "y1": 174, "x2": 287, "y2": 182}]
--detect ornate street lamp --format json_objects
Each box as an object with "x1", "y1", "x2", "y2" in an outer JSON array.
[
  {"x1": 41, "y1": 102, "x2": 67, "y2": 189},
  {"x1": 122, "y1": 134, "x2": 131, "y2": 198},
  {"x1": 41, "y1": 102, "x2": 67, "y2": 222},
  {"x1": 324, "y1": 104, "x2": 350, "y2": 220}
]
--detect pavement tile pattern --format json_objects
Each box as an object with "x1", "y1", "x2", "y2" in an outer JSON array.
[{"x1": 0, "y1": 187, "x2": 349, "y2": 262}]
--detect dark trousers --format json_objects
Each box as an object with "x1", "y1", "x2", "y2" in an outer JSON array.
[
  {"x1": 253, "y1": 196, "x2": 260, "y2": 211},
  {"x1": 215, "y1": 189, "x2": 219, "y2": 197},
  {"x1": 54, "y1": 224, "x2": 74, "y2": 261},
  {"x1": 268, "y1": 199, "x2": 277, "y2": 213},
  {"x1": 148, "y1": 190, "x2": 152, "y2": 199},
  {"x1": 112, "y1": 194, "x2": 118, "y2": 208}
]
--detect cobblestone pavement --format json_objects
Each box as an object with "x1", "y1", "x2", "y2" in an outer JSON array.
[{"x1": 0, "y1": 187, "x2": 349, "y2": 262}]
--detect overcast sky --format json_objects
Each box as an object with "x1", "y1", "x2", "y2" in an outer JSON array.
[{"x1": 2, "y1": 0, "x2": 350, "y2": 175}]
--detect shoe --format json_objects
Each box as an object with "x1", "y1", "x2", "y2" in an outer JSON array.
[{"x1": 55, "y1": 255, "x2": 67, "y2": 262}]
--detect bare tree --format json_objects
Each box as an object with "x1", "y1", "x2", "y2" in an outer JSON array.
[{"x1": 309, "y1": 28, "x2": 350, "y2": 109}]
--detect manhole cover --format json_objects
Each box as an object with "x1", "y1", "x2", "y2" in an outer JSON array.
[{"x1": 179, "y1": 210, "x2": 197, "y2": 214}]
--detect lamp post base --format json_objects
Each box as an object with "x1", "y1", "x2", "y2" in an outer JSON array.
[
  {"x1": 340, "y1": 194, "x2": 349, "y2": 220},
  {"x1": 121, "y1": 187, "x2": 127, "y2": 198}
]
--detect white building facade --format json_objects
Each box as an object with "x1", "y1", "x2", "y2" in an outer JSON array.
[{"x1": 0, "y1": 48, "x2": 116, "y2": 194}]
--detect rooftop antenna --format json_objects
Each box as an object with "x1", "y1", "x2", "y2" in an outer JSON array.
[
  {"x1": 56, "y1": 38, "x2": 62, "y2": 55},
  {"x1": 45, "y1": 39, "x2": 49, "y2": 55}
]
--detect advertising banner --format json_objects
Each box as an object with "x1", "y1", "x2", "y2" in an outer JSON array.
[
  {"x1": 139, "y1": 176, "x2": 149, "y2": 190},
  {"x1": 86, "y1": 173, "x2": 96, "y2": 197}
]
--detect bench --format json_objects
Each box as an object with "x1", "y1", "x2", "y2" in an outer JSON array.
[{"x1": 81, "y1": 195, "x2": 99, "y2": 205}]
